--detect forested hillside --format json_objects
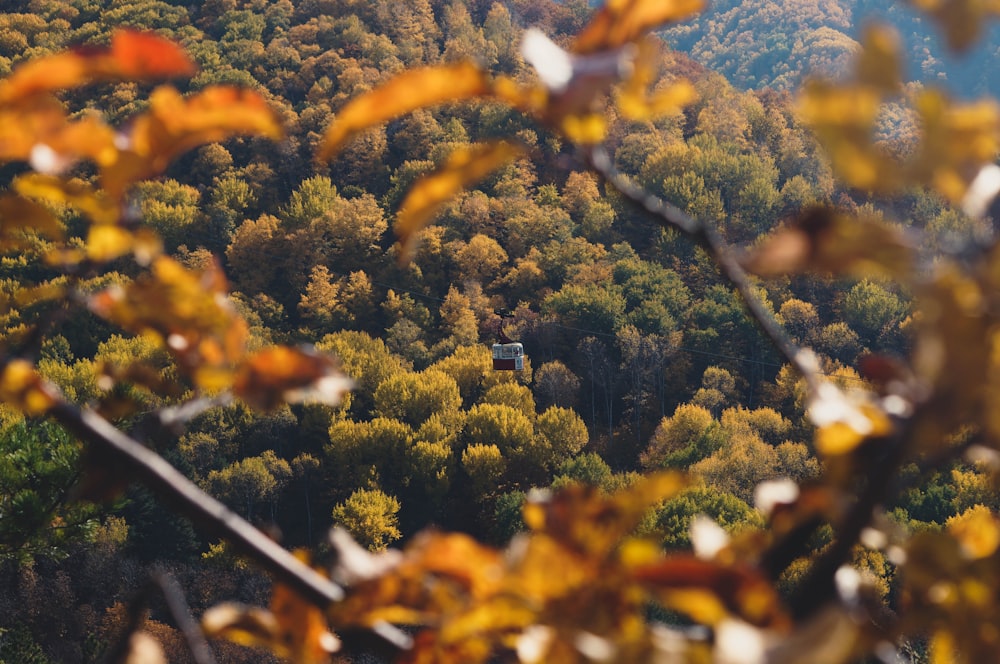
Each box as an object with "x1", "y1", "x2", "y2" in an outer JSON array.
[
  {"x1": 0, "y1": 0, "x2": 996, "y2": 662},
  {"x1": 662, "y1": 0, "x2": 1000, "y2": 94}
]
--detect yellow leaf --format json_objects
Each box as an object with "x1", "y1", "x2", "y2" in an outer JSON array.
[
  {"x1": 317, "y1": 62, "x2": 492, "y2": 161},
  {"x1": 617, "y1": 38, "x2": 696, "y2": 121},
  {"x1": 856, "y1": 24, "x2": 902, "y2": 92},
  {"x1": 0, "y1": 359, "x2": 59, "y2": 415},
  {"x1": 0, "y1": 194, "x2": 63, "y2": 250},
  {"x1": 395, "y1": 142, "x2": 523, "y2": 262},
  {"x1": 202, "y1": 603, "x2": 283, "y2": 651},
  {"x1": 632, "y1": 556, "x2": 788, "y2": 628},
  {"x1": 573, "y1": 0, "x2": 705, "y2": 54},
  {"x1": 911, "y1": 90, "x2": 1000, "y2": 203},
  {"x1": 270, "y1": 581, "x2": 340, "y2": 664},
  {"x1": 946, "y1": 505, "x2": 1000, "y2": 559},
  {"x1": 86, "y1": 225, "x2": 135, "y2": 262},
  {"x1": 814, "y1": 422, "x2": 867, "y2": 457},
  {"x1": 929, "y1": 629, "x2": 957, "y2": 664},
  {"x1": 911, "y1": 0, "x2": 1000, "y2": 51},
  {"x1": 88, "y1": 256, "x2": 248, "y2": 385},
  {"x1": 559, "y1": 114, "x2": 608, "y2": 144},
  {"x1": 656, "y1": 588, "x2": 729, "y2": 625},
  {"x1": 203, "y1": 554, "x2": 339, "y2": 664},
  {"x1": 15, "y1": 175, "x2": 119, "y2": 225}
]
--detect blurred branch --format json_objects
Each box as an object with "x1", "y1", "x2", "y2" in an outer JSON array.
[
  {"x1": 104, "y1": 571, "x2": 216, "y2": 664},
  {"x1": 586, "y1": 146, "x2": 823, "y2": 395},
  {"x1": 48, "y1": 400, "x2": 347, "y2": 608}
]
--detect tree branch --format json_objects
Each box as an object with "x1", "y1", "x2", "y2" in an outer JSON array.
[
  {"x1": 586, "y1": 146, "x2": 823, "y2": 395},
  {"x1": 49, "y1": 401, "x2": 346, "y2": 608}
]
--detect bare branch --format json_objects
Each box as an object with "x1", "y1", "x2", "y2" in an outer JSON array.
[
  {"x1": 586, "y1": 146, "x2": 823, "y2": 395},
  {"x1": 49, "y1": 401, "x2": 346, "y2": 608}
]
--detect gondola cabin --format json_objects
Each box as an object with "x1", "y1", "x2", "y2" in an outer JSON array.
[{"x1": 492, "y1": 342, "x2": 524, "y2": 371}]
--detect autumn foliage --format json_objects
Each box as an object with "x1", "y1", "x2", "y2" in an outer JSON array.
[{"x1": 3, "y1": 0, "x2": 1000, "y2": 663}]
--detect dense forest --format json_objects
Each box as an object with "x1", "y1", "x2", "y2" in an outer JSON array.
[{"x1": 0, "y1": 0, "x2": 997, "y2": 662}]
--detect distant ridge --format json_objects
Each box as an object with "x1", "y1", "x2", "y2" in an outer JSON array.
[{"x1": 661, "y1": 0, "x2": 1000, "y2": 97}]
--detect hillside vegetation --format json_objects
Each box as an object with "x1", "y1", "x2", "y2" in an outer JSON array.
[{"x1": 0, "y1": 0, "x2": 996, "y2": 662}]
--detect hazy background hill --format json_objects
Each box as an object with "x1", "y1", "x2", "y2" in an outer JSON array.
[{"x1": 661, "y1": 0, "x2": 1000, "y2": 95}]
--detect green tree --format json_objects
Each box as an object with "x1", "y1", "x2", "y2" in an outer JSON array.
[
  {"x1": 205, "y1": 454, "x2": 279, "y2": 520},
  {"x1": 652, "y1": 486, "x2": 764, "y2": 550},
  {"x1": 331, "y1": 488, "x2": 402, "y2": 551},
  {"x1": 0, "y1": 420, "x2": 102, "y2": 561},
  {"x1": 534, "y1": 406, "x2": 588, "y2": 470},
  {"x1": 373, "y1": 369, "x2": 462, "y2": 427},
  {"x1": 553, "y1": 452, "x2": 613, "y2": 490},
  {"x1": 461, "y1": 443, "x2": 507, "y2": 496},
  {"x1": 640, "y1": 404, "x2": 723, "y2": 470},
  {"x1": 132, "y1": 179, "x2": 203, "y2": 252},
  {"x1": 841, "y1": 279, "x2": 909, "y2": 347}
]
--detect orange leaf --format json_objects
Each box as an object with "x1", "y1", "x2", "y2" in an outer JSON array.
[
  {"x1": 233, "y1": 345, "x2": 353, "y2": 411},
  {"x1": 108, "y1": 30, "x2": 197, "y2": 79},
  {"x1": 0, "y1": 102, "x2": 117, "y2": 175},
  {"x1": 0, "y1": 30, "x2": 195, "y2": 106},
  {"x1": 102, "y1": 85, "x2": 283, "y2": 197},
  {"x1": 395, "y1": 142, "x2": 523, "y2": 262},
  {"x1": 0, "y1": 194, "x2": 63, "y2": 251},
  {"x1": 573, "y1": 0, "x2": 705, "y2": 54},
  {"x1": 88, "y1": 256, "x2": 248, "y2": 386},
  {"x1": 317, "y1": 62, "x2": 492, "y2": 161},
  {"x1": 269, "y1": 582, "x2": 340, "y2": 664}
]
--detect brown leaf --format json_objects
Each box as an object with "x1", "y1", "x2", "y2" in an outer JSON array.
[
  {"x1": 204, "y1": 552, "x2": 339, "y2": 663},
  {"x1": 395, "y1": 142, "x2": 523, "y2": 262},
  {"x1": 742, "y1": 207, "x2": 916, "y2": 281},
  {"x1": 631, "y1": 556, "x2": 789, "y2": 629},
  {"x1": 233, "y1": 345, "x2": 353, "y2": 411},
  {"x1": 573, "y1": 0, "x2": 705, "y2": 54},
  {"x1": 317, "y1": 62, "x2": 493, "y2": 161}
]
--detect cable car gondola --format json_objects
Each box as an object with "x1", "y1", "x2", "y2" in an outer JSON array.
[{"x1": 491, "y1": 308, "x2": 524, "y2": 371}]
